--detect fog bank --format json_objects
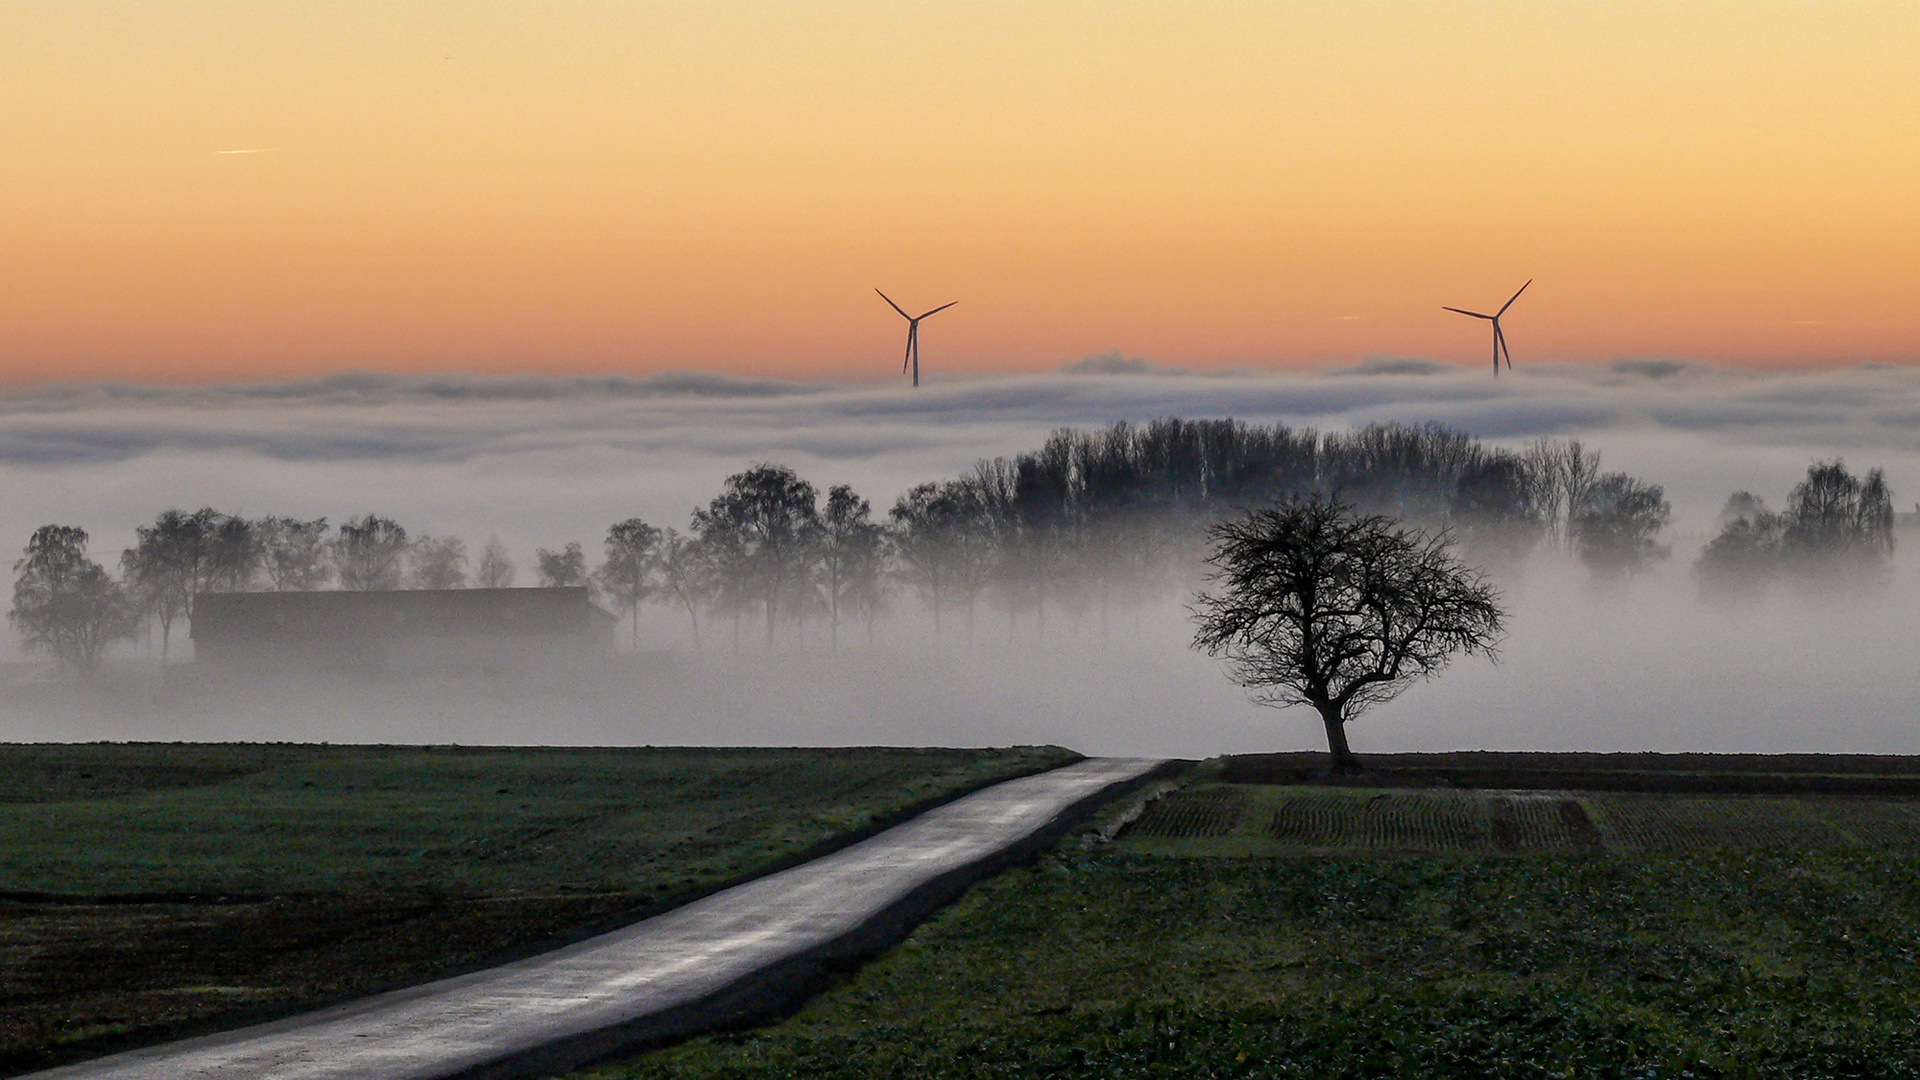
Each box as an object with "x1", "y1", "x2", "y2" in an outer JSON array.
[{"x1": 4, "y1": 362, "x2": 1919, "y2": 756}]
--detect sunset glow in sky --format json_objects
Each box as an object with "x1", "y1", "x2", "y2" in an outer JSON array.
[{"x1": 5, "y1": 2, "x2": 1915, "y2": 382}]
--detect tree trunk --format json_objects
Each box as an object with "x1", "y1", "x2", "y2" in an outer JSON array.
[{"x1": 1318, "y1": 705, "x2": 1362, "y2": 773}]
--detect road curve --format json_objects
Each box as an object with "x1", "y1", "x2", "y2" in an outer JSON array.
[{"x1": 28, "y1": 756, "x2": 1164, "y2": 1080}]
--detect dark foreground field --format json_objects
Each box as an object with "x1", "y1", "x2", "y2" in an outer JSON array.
[
  {"x1": 583, "y1": 768, "x2": 1920, "y2": 1080},
  {"x1": 0, "y1": 742, "x2": 1076, "y2": 1074}
]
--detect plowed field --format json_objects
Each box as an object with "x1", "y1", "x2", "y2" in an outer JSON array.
[{"x1": 1120, "y1": 782, "x2": 1920, "y2": 856}]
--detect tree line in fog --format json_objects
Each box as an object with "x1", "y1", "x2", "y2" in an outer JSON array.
[{"x1": 5, "y1": 417, "x2": 1899, "y2": 674}]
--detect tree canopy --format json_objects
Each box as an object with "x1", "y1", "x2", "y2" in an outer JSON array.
[
  {"x1": 1192, "y1": 498, "x2": 1505, "y2": 772},
  {"x1": 11, "y1": 526, "x2": 137, "y2": 677}
]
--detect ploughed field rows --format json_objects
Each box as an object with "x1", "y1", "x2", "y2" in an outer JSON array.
[
  {"x1": 1122, "y1": 783, "x2": 1920, "y2": 855},
  {"x1": 0, "y1": 742, "x2": 1077, "y2": 1075},
  {"x1": 1224, "y1": 750, "x2": 1920, "y2": 795}
]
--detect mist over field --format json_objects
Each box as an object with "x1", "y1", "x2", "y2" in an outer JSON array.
[{"x1": 4, "y1": 360, "x2": 1920, "y2": 757}]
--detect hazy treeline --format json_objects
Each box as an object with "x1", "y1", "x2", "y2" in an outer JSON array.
[
  {"x1": 6, "y1": 416, "x2": 1898, "y2": 675},
  {"x1": 1695, "y1": 461, "x2": 1897, "y2": 599}
]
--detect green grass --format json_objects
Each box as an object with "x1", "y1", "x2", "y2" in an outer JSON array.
[
  {"x1": 0, "y1": 743, "x2": 1078, "y2": 897},
  {"x1": 577, "y1": 783, "x2": 1920, "y2": 1079},
  {"x1": 0, "y1": 742, "x2": 1077, "y2": 1072}
]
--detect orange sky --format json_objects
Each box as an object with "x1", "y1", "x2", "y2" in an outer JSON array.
[{"x1": 3, "y1": 2, "x2": 1915, "y2": 382}]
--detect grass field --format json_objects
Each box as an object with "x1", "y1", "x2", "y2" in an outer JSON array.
[
  {"x1": 0, "y1": 742, "x2": 1076, "y2": 1074},
  {"x1": 579, "y1": 778, "x2": 1920, "y2": 1079}
]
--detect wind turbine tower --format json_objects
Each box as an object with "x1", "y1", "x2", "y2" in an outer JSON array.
[
  {"x1": 1444, "y1": 280, "x2": 1531, "y2": 374},
  {"x1": 876, "y1": 290, "x2": 957, "y2": 387}
]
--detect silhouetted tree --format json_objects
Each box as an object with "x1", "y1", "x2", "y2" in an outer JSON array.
[
  {"x1": 536, "y1": 542, "x2": 589, "y2": 589},
  {"x1": 693, "y1": 464, "x2": 819, "y2": 647},
  {"x1": 475, "y1": 535, "x2": 516, "y2": 588},
  {"x1": 1323, "y1": 423, "x2": 1480, "y2": 522},
  {"x1": 408, "y1": 535, "x2": 469, "y2": 589},
  {"x1": 1191, "y1": 498, "x2": 1504, "y2": 772},
  {"x1": 890, "y1": 482, "x2": 963, "y2": 638},
  {"x1": 1695, "y1": 492, "x2": 1784, "y2": 601},
  {"x1": 652, "y1": 528, "x2": 709, "y2": 650},
  {"x1": 258, "y1": 517, "x2": 332, "y2": 591},
  {"x1": 1571, "y1": 473, "x2": 1671, "y2": 576},
  {"x1": 334, "y1": 515, "x2": 409, "y2": 590},
  {"x1": 847, "y1": 521, "x2": 893, "y2": 646},
  {"x1": 1782, "y1": 460, "x2": 1894, "y2": 588},
  {"x1": 816, "y1": 486, "x2": 880, "y2": 651},
  {"x1": 12, "y1": 526, "x2": 137, "y2": 678},
  {"x1": 596, "y1": 519, "x2": 660, "y2": 647},
  {"x1": 1450, "y1": 454, "x2": 1545, "y2": 572},
  {"x1": 120, "y1": 508, "x2": 219, "y2": 663},
  {"x1": 1523, "y1": 438, "x2": 1600, "y2": 547},
  {"x1": 204, "y1": 515, "x2": 260, "y2": 592}
]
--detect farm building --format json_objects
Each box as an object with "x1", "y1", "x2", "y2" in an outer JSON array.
[{"x1": 189, "y1": 587, "x2": 618, "y2": 673}]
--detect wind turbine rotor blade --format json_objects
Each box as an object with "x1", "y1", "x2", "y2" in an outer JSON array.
[
  {"x1": 1497, "y1": 279, "x2": 1532, "y2": 317},
  {"x1": 876, "y1": 289, "x2": 911, "y2": 319},
  {"x1": 1443, "y1": 306, "x2": 1493, "y2": 319},
  {"x1": 903, "y1": 325, "x2": 915, "y2": 374},
  {"x1": 1496, "y1": 322, "x2": 1513, "y2": 369},
  {"x1": 917, "y1": 301, "x2": 958, "y2": 319}
]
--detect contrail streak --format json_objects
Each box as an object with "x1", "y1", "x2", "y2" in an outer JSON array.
[{"x1": 216, "y1": 148, "x2": 281, "y2": 155}]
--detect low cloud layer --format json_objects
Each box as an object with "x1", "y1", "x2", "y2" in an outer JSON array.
[
  {"x1": 4, "y1": 362, "x2": 1918, "y2": 554},
  {"x1": 4, "y1": 361, "x2": 1919, "y2": 756}
]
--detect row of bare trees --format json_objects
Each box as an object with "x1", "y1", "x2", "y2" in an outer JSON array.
[
  {"x1": 604, "y1": 423, "x2": 1673, "y2": 652},
  {"x1": 9, "y1": 419, "x2": 1683, "y2": 671}
]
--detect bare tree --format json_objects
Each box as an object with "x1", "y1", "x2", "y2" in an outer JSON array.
[
  {"x1": 890, "y1": 482, "x2": 962, "y2": 638},
  {"x1": 596, "y1": 519, "x2": 660, "y2": 647},
  {"x1": 536, "y1": 542, "x2": 590, "y2": 589},
  {"x1": 1782, "y1": 460, "x2": 1895, "y2": 588},
  {"x1": 475, "y1": 535, "x2": 516, "y2": 588},
  {"x1": 1571, "y1": 473, "x2": 1671, "y2": 577},
  {"x1": 940, "y1": 477, "x2": 1002, "y2": 647},
  {"x1": 1694, "y1": 492, "x2": 1784, "y2": 601},
  {"x1": 204, "y1": 515, "x2": 260, "y2": 592},
  {"x1": 334, "y1": 515, "x2": 410, "y2": 590},
  {"x1": 258, "y1": 517, "x2": 332, "y2": 591},
  {"x1": 13, "y1": 526, "x2": 138, "y2": 678},
  {"x1": 1449, "y1": 453, "x2": 1545, "y2": 573},
  {"x1": 652, "y1": 527, "x2": 709, "y2": 650},
  {"x1": 120, "y1": 508, "x2": 219, "y2": 663},
  {"x1": 817, "y1": 485, "x2": 884, "y2": 651},
  {"x1": 845, "y1": 520, "x2": 893, "y2": 645},
  {"x1": 692, "y1": 464, "x2": 819, "y2": 647},
  {"x1": 1523, "y1": 438, "x2": 1600, "y2": 547},
  {"x1": 1191, "y1": 498, "x2": 1504, "y2": 772},
  {"x1": 408, "y1": 535, "x2": 469, "y2": 589}
]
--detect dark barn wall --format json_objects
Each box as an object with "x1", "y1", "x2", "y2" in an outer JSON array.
[{"x1": 189, "y1": 587, "x2": 617, "y2": 673}]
